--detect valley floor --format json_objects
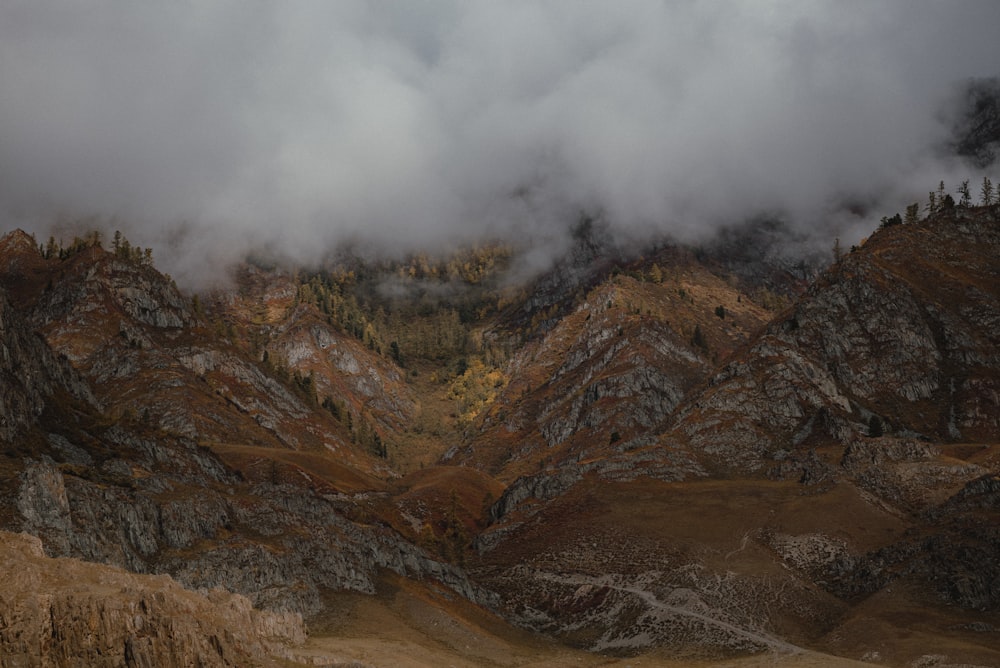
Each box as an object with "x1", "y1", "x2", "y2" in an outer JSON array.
[{"x1": 297, "y1": 579, "x2": 878, "y2": 668}]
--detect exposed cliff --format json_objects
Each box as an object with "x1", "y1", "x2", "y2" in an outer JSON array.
[
  {"x1": 0, "y1": 232, "x2": 98, "y2": 443},
  {"x1": 0, "y1": 285, "x2": 96, "y2": 443},
  {"x1": 452, "y1": 249, "x2": 773, "y2": 481},
  {"x1": 665, "y1": 208, "x2": 1000, "y2": 474},
  {"x1": 0, "y1": 231, "x2": 490, "y2": 625},
  {"x1": 208, "y1": 262, "x2": 417, "y2": 439},
  {"x1": 0, "y1": 531, "x2": 307, "y2": 667}
]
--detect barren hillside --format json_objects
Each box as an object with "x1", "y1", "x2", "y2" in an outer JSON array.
[{"x1": 1, "y1": 205, "x2": 999, "y2": 665}]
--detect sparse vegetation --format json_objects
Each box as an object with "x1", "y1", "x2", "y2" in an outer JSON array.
[
  {"x1": 447, "y1": 357, "x2": 507, "y2": 428},
  {"x1": 5, "y1": 192, "x2": 1000, "y2": 665},
  {"x1": 872, "y1": 176, "x2": 997, "y2": 237},
  {"x1": 294, "y1": 244, "x2": 515, "y2": 366},
  {"x1": 878, "y1": 214, "x2": 901, "y2": 230},
  {"x1": 691, "y1": 324, "x2": 707, "y2": 352}
]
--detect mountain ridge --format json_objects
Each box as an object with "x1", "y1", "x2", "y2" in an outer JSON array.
[{"x1": 1, "y1": 203, "x2": 999, "y2": 665}]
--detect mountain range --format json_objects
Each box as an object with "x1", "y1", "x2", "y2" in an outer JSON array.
[{"x1": 1, "y1": 201, "x2": 999, "y2": 667}]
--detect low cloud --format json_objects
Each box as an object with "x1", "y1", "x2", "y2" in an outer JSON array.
[{"x1": 1, "y1": 2, "x2": 998, "y2": 285}]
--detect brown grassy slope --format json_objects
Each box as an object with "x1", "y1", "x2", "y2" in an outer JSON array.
[
  {"x1": 379, "y1": 465, "x2": 506, "y2": 557},
  {"x1": 206, "y1": 442, "x2": 385, "y2": 494},
  {"x1": 472, "y1": 473, "x2": 1000, "y2": 665},
  {"x1": 302, "y1": 570, "x2": 878, "y2": 668}
]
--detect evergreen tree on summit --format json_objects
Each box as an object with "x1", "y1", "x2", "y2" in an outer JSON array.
[{"x1": 958, "y1": 180, "x2": 972, "y2": 207}]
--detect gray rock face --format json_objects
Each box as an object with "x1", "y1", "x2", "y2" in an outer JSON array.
[
  {"x1": 268, "y1": 308, "x2": 417, "y2": 431},
  {"x1": 535, "y1": 318, "x2": 703, "y2": 457},
  {"x1": 487, "y1": 467, "x2": 584, "y2": 525},
  {"x1": 0, "y1": 236, "x2": 487, "y2": 629},
  {"x1": 457, "y1": 282, "x2": 710, "y2": 478},
  {"x1": 668, "y1": 214, "x2": 1000, "y2": 471},
  {"x1": 19, "y1": 253, "x2": 349, "y2": 452},
  {"x1": 16, "y1": 458, "x2": 73, "y2": 555},
  {"x1": 13, "y1": 437, "x2": 487, "y2": 619},
  {"x1": 0, "y1": 288, "x2": 97, "y2": 441}
]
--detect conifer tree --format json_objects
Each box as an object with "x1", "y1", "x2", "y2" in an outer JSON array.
[
  {"x1": 982, "y1": 176, "x2": 995, "y2": 206},
  {"x1": 868, "y1": 415, "x2": 884, "y2": 438},
  {"x1": 958, "y1": 180, "x2": 972, "y2": 207},
  {"x1": 879, "y1": 214, "x2": 901, "y2": 229},
  {"x1": 926, "y1": 191, "x2": 938, "y2": 216},
  {"x1": 904, "y1": 203, "x2": 920, "y2": 225},
  {"x1": 691, "y1": 324, "x2": 707, "y2": 352},
  {"x1": 648, "y1": 263, "x2": 663, "y2": 284}
]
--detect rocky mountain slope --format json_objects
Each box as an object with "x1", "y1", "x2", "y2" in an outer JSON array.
[
  {"x1": 469, "y1": 206, "x2": 1000, "y2": 665},
  {"x1": 1, "y1": 204, "x2": 999, "y2": 665},
  {"x1": 0, "y1": 232, "x2": 490, "y2": 663},
  {"x1": 448, "y1": 245, "x2": 773, "y2": 481},
  {"x1": 668, "y1": 207, "x2": 1000, "y2": 470}
]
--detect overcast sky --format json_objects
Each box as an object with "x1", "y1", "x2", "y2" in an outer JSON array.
[{"x1": 1, "y1": 1, "x2": 998, "y2": 283}]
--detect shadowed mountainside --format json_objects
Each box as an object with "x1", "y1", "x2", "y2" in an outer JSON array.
[{"x1": 1, "y1": 204, "x2": 999, "y2": 665}]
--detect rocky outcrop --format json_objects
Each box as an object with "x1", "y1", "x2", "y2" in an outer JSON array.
[
  {"x1": 466, "y1": 211, "x2": 1000, "y2": 665},
  {"x1": 268, "y1": 308, "x2": 417, "y2": 432},
  {"x1": 208, "y1": 262, "x2": 415, "y2": 438},
  {"x1": 15, "y1": 446, "x2": 488, "y2": 619},
  {"x1": 0, "y1": 531, "x2": 306, "y2": 667},
  {"x1": 486, "y1": 467, "x2": 584, "y2": 525},
  {"x1": 667, "y1": 211, "x2": 1000, "y2": 472},
  {"x1": 537, "y1": 324, "x2": 697, "y2": 449},
  {"x1": 173, "y1": 345, "x2": 315, "y2": 444},
  {"x1": 6, "y1": 242, "x2": 356, "y2": 453},
  {"x1": 0, "y1": 230, "x2": 488, "y2": 637},
  {"x1": 453, "y1": 273, "x2": 729, "y2": 479},
  {"x1": 0, "y1": 287, "x2": 97, "y2": 442}
]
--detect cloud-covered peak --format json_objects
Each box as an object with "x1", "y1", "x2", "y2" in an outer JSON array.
[{"x1": 2, "y1": 2, "x2": 998, "y2": 284}]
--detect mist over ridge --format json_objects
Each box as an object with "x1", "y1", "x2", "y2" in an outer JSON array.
[{"x1": 1, "y1": 1, "x2": 999, "y2": 286}]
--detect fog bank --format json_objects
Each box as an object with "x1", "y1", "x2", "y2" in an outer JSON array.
[{"x1": 1, "y1": 2, "x2": 998, "y2": 284}]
